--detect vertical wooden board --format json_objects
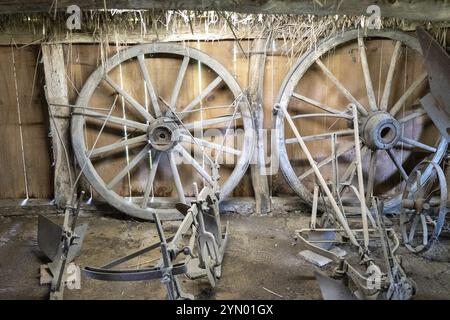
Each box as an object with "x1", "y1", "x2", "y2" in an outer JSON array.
[
  {"x1": 13, "y1": 45, "x2": 53, "y2": 198},
  {"x1": 0, "y1": 46, "x2": 27, "y2": 199},
  {"x1": 65, "y1": 43, "x2": 98, "y2": 199},
  {"x1": 121, "y1": 56, "x2": 151, "y2": 197},
  {"x1": 195, "y1": 40, "x2": 250, "y2": 89},
  {"x1": 179, "y1": 40, "x2": 253, "y2": 197},
  {"x1": 67, "y1": 44, "x2": 145, "y2": 199},
  {"x1": 263, "y1": 42, "x2": 294, "y2": 195},
  {"x1": 89, "y1": 60, "x2": 133, "y2": 198},
  {"x1": 108, "y1": 55, "x2": 145, "y2": 197},
  {"x1": 199, "y1": 40, "x2": 252, "y2": 196},
  {"x1": 239, "y1": 40, "x2": 257, "y2": 197},
  {"x1": 263, "y1": 41, "x2": 292, "y2": 129},
  {"x1": 197, "y1": 40, "x2": 241, "y2": 187},
  {"x1": 65, "y1": 44, "x2": 129, "y2": 198}
]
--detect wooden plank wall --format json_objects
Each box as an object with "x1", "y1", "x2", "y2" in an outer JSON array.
[
  {"x1": 0, "y1": 36, "x2": 437, "y2": 200},
  {"x1": 0, "y1": 45, "x2": 52, "y2": 199}
]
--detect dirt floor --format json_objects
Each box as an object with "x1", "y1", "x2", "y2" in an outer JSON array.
[{"x1": 0, "y1": 206, "x2": 449, "y2": 300}]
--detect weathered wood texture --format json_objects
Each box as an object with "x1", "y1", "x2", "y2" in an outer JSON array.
[
  {"x1": 0, "y1": 34, "x2": 440, "y2": 201},
  {"x1": 1, "y1": 0, "x2": 449, "y2": 21},
  {"x1": 248, "y1": 38, "x2": 271, "y2": 214},
  {"x1": 42, "y1": 44, "x2": 74, "y2": 207},
  {"x1": 0, "y1": 45, "x2": 53, "y2": 199}
]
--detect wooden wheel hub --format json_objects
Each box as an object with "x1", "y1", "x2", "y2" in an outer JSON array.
[
  {"x1": 401, "y1": 197, "x2": 430, "y2": 213},
  {"x1": 147, "y1": 118, "x2": 180, "y2": 151},
  {"x1": 361, "y1": 111, "x2": 401, "y2": 150}
]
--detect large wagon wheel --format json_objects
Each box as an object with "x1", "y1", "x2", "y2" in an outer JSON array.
[
  {"x1": 274, "y1": 29, "x2": 447, "y2": 212},
  {"x1": 72, "y1": 43, "x2": 254, "y2": 220}
]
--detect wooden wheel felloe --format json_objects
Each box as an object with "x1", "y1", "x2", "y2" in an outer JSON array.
[
  {"x1": 400, "y1": 161, "x2": 447, "y2": 253},
  {"x1": 71, "y1": 43, "x2": 255, "y2": 220},
  {"x1": 274, "y1": 29, "x2": 448, "y2": 212}
]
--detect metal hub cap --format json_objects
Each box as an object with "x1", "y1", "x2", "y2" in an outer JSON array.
[
  {"x1": 361, "y1": 111, "x2": 401, "y2": 150},
  {"x1": 147, "y1": 118, "x2": 180, "y2": 151}
]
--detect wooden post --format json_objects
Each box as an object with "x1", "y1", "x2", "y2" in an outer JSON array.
[
  {"x1": 42, "y1": 44, "x2": 73, "y2": 208},
  {"x1": 248, "y1": 38, "x2": 271, "y2": 215}
]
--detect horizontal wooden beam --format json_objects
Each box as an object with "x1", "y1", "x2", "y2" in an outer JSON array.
[
  {"x1": 0, "y1": 197, "x2": 308, "y2": 217},
  {"x1": 2, "y1": 24, "x2": 447, "y2": 46},
  {"x1": 0, "y1": 0, "x2": 449, "y2": 21}
]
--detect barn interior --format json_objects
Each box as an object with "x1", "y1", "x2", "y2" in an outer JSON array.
[{"x1": 0, "y1": 0, "x2": 449, "y2": 300}]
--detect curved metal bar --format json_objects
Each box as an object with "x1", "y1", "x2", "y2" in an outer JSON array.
[{"x1": 83, "y1": 263, "x2": 187, "y2": 281}]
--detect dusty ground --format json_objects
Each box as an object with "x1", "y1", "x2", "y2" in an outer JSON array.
[{"x1": 0, "y1": 207, "x2": 449, "y2": 300}]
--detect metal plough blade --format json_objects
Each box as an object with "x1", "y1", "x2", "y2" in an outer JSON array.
[{"x1": 314, "y1": 271, "x2": 356, "y2": 300}]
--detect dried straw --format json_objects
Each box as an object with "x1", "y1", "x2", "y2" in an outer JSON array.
[{"x1": 0, "y1": 10, "x2": 447, "y2": 59}]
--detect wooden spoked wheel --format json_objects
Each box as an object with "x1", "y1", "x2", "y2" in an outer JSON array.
[
  {"x1": 400, "y1": 161, "x2": 447, "y2": 253},
  {"x1": 72, "y1": 43, "x2": 255, "y2": 220},
  {"x1": 274, "y1": 29, "x2": 447, "y2": 212}
]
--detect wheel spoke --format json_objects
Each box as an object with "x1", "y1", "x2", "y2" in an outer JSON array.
[
  {"x1": 170, "y1": 56, "x2": 190, "y2": 109},
  {"x1": 88, "y1": 135, "x2": 148, "y2": 159},
  {"x1": 169, "y1": 152, "x2": 186, "y2": 204},
  {"x1": 408, "y1": 214, "x2": 420, "y2": 243},
  {"x1": 291, "y1": 113, "x2": 352, "y2": 120},
  {"x1": 338, "y1": 145, "x2": 368, "y2": 193},
  {"x1": 77, "y1": 109, "x2": 148, "y2": 131},
  {"x1": 398, "y1": 136, "x2": 437, "y2": 153},
  {"x1": 386, "y1": 149, "x2": 408, "y2": 181},
  {"x1": 174, "y1": 145, "x2": 214, "y2": 186},
  {"x1": 416, "y1": 170, "x2": 424, "y2": 198},
  {"x1": 315, "y1": 59, "x2": 368, "y2": 116},
  {"x1": 180, "y1": 134, "x2": 241, "y2": 155},
  {"x1": 399, "y1": 109, "x2": 427, "y2": 123},
  {"x1": 104, "y1": 75, "x2": 154, "y2": 122},
  {"x1": 380, "y1": 41, "x2": 402, "y2": 111},
  {"x1": 285, "y1": 129, "x2": 354, "y2": 144},
  {"x1": 298, "y1": 142, "x2": 355, "y2": 180},
  {"x1": 292, "y1": 93, "x2": 345, "y2": 115},
  {"x1": 141, "y1": 151, "x2": 161, "y2": 208},
  {"x1": 358, "y1": 36, "x2": 378, "y2": 111},
  {"x1": 137, "y1": 54, "x2": 162, "y2": 117},
  {"x1": 366, "y1": 149, "x2": 378, "y2": 202},
  {"x1": 389, "y1": 72, "x2": 428, "y2": 116},
  {"x1": 183, "y1": 113, "x2": 241, "y2": 131},
  {"x1": 340, "y1": 161, "x2": 356, "y2": 190},
  {"x1": 179, "y1": 76, "x2": 222, "y2": 119},
  {"x1": 107, "y1": 145, "x2": 150, "y2": 190},
  {"x1": 420, "y1": 214, "x2": 428, "y2": 246}
]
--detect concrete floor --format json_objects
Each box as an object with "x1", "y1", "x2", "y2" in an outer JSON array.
[{"x1": 0, "y1": 208, "x2": 449, "y2": 300}]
